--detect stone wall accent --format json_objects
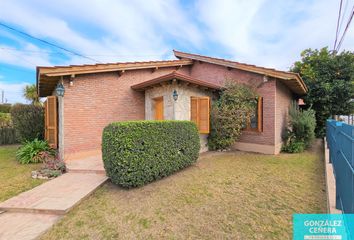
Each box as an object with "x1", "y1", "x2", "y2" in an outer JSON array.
[{"x1": 145, "y1": 82, "x2": 213, "y2": 152}]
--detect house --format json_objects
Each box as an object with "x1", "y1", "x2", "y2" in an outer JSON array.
[{"x1": 37, "y1": 50, "x2": 307, "y2": 160}]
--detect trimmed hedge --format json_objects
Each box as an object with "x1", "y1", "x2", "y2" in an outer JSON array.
[
  {"x1": 0, "y1": 127, "x2": 18, "y2": 145},
  {"x1": 102, "y1": 121, "x2": 200, "y2": 188},
  {"x1": 10, "y1": 104, "x2": 44, "y2": 142}
]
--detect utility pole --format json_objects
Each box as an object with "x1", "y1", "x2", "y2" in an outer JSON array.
[{"x1": 1, "y1": 90, "x2": 4, "y2": 104}]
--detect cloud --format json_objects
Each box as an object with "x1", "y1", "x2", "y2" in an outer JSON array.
[
  {"x1": 196, "y1": 0, "x2": 354, "y2": 70},
  {"x1": 0, "y1": 81, "x2": 30, "y2": 104},
  {"x1": 0, "y1": 43, "x2": 53, "y2": 69},
  {"x1": 0, "y1": 0, "x2": 353, "y2": 72},
  {"x1": 0, "y1": 0, "x2": 203, "y2": 65}
]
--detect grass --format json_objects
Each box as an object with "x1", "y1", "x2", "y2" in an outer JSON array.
[
  {"x1": 42, "y1": 140, "x2": 326, "y2": 239},
  {"x1": 0, "y1": 145, "x2": 45, "y2": 202}
]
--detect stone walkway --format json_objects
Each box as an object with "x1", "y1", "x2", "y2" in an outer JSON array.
[{"x1": 0, "y1": 159, "x2": 107, "y2": 240}]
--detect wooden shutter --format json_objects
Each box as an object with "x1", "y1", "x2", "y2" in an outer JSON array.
[
  {"x1": 257, "y1": 96, "x2": 263, "y2": 132},
  {"x1": 45, "y1": 96, "x2": 58, "y2": 149},
  {"x1": 190, "y1": 97, "x2": 210, "y2": 134},
  {"x1": 191, "y1": 97, "x2": 198, "y2": 125},
  {"x1": 199, "y1": 97, "x2": 210, "y2": 133}
]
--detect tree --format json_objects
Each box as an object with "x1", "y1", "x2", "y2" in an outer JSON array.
[
  {"x1": 23, "y1": 84, "x2": 41, "y2": 106},
  {"x1": 291, "y1": 48, "x2": 354, "y2": 137},
  {"x1": 208, "y1": 82, "x2": 257, "y2": 150}
]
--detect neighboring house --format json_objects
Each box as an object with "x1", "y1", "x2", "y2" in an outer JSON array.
[{"x1": 37, "y1": 50, "x2": 307, "y2": 160}]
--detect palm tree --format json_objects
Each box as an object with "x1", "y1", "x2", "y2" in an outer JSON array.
[{"x1": 23, "y1": 84, "x2": 41, "y2": 105}]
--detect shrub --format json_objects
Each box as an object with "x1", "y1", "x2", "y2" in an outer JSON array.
[
  {"x1": 282, "y1": 102, "x2": 316, "y2": 153},
  {"x1": 16, "y1": 139, "x2": 54, "y2": 164},
  {"x1": 11, "y1": 104, "x2": 44, "y2": 141},
  {"x1": 0, "y1": 127, "x2": 18, "y2": 145},
  {"x1": 102, "y1": 120, "x2": 200, "y2": 188},
  {"x1": 208, "y1": 82, "x2": 258, "y2": 150},
  {"x1": 0, "y1": 104, "x2": 11, "y2": 113},
  {"x1": 281, "y1": 140, "x2": 305, "y2": 153},
  {"x1": 0, "y1": 112, "x2": 12, "y2": 127}
]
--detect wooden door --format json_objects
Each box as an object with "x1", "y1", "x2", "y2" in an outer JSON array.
[
  {"x1": 154, "y1": 97, "x2": 164, "y2": 120},
  {"x1": 44, "y1": 96, "x2": 58, "y2": 148}
]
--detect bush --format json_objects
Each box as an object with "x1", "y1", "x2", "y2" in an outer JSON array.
[
  {"x1": 208, "y1": 82, "x2": 257, "y2": 150},
  {"x1": 0, "y1": 104, "x2": 11, "y2": 113},
  {"x1": 281, "y1": 140, "x2": 305, "y2": 153},
  {"x1": 102, "y1": 120, "x2": 200, "y2": 188},
  {"x1": 0, "y1": 112, "x2": 12, "y2": 127},
  {"x1": 282, "y1": 102, "x2": 316, "y2": 153},
  {"x1": 11, "y1": 104, "x2": 44, "y2": 141},
  {"x1": 16, "y1": 139, "x2": 54, "y2": 164},
  {"x1": 0, "y1": 127, "x2": 19, "y2": 145}
]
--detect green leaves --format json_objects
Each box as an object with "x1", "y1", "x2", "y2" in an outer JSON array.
[
  {"x1": 10, "y1": 104, "x2": 44, "y2": 142},
  {"x1": 102, "y1": 121, "x2": 200, "y2": 188},
  {"x1": 208, "y1": 82, "x2": 257, "y2": 150},
  {"x1": 292, "y1": 47, "x2": 354, "y2": 137},
  {"x1": 16, "y1": 139, "x2": 53, "y2": 164},
  {"x1": 282, "y1": 102, "x2": 316, "y2": 153}
]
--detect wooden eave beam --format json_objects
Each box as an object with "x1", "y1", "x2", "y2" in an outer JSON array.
[{"x1": 40, "y1": 60, "x2": 193, "y2": 77}]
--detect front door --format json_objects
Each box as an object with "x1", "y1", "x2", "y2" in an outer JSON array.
[{"x1": 154, "y1": 97, "x2": 164, "y2": 120}]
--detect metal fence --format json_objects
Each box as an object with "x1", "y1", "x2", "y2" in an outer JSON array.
[{"x1": 326, "y1": 120, "x2": 354, "y2": 213}]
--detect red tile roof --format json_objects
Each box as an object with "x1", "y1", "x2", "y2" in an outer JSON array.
[{"x1": 131, "y1": 71, "x2": 223, "y2": 91}]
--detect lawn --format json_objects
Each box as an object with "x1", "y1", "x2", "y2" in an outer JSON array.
[
  {"x1": 42, "y1": 140, "x2": 326, "y2": 239},
  {"x1": 0, "y1": 145, "x2": 45, "y2": 202}
]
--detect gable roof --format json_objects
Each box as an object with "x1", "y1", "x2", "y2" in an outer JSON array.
[
  {"x1": 131, "y1": 71, "x2": 223, "y2": 91},
  {"x1": 37, "y1": 59, "x2": 193, "y2": 97},
  {"x1": 173, "y1": 50, "x2": 308, "y2": 95}
]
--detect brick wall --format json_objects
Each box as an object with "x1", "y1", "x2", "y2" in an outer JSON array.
[
  {"x1": 61, "y1": 60, "x2": 294, "y2": 157},
  {"x1": 189, "y1": 61, "x2": 276, "y2": 146},
  {"x1": 275, "y1": 81, "x2": 293, "y2": 146},
  {"x1": 62, "y1": 67, "x2": 189, "y2": 158}
]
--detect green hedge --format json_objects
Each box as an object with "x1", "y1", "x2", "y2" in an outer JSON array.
[
  {"x1": 0, "y1": 104, "x2": 11, "y2": 113},
  {"x1": 0, "y1": 127, "x2": 19, "y2": 145},
  {"x1": 10, "y1": 104, "x2": 44, "y2": 142},
  {"x1": 102, "y1": 121, "x2": 200, "y2": 188}
]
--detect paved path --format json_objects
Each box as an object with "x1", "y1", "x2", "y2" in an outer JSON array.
[{"x1": 0, "y1": 166, "x2": 107, "y2": 240}]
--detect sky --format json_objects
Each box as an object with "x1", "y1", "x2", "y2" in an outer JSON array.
[{"x1": 0, "y1": 0, "x2": 353, "y2": 103}]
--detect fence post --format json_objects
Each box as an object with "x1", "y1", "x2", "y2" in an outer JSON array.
[{"x1": 334, "y1": 121, "x2": 343, "y2": 211}]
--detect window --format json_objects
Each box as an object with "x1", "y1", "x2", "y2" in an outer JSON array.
[
  {"x1": 191, "y1": 97, "x2": 210, "y2": 133},
  {"x1": 245, "y1": 96, "x2": 263, "y2": 132}
]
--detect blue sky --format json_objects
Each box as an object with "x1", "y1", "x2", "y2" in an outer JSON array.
[{"x1": 0, "y1": 0, "x2": 353, "y2": 103}]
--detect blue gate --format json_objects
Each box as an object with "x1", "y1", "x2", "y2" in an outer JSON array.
[{"x1": 326, "y1": 120, "x2": 354, "y2": 213}]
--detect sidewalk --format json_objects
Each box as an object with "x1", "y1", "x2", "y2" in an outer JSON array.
[{"x1": 0, "y1": 172, "x2": 107, "y2": 240}]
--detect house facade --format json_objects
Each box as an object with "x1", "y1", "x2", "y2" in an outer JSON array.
[{"x1": 37, "y1": 50, "x2": 307, "y2": 160}]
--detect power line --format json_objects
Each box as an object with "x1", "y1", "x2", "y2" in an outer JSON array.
[
  {"x1": 334, "y1": 0, "x2": 343, "y2": 50},
  {"x1": 0, "y1": 47, "x2": 164, "y2": 58},
  {"x1": 0, "y1": 22, "x2": 101, "y2": 63},
  {"x1": 339, "y1": 0, "x2": 350, "y2": 32},
  {"x1": 336, "y1": 3, "x2": 354, "y2": 52}
]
